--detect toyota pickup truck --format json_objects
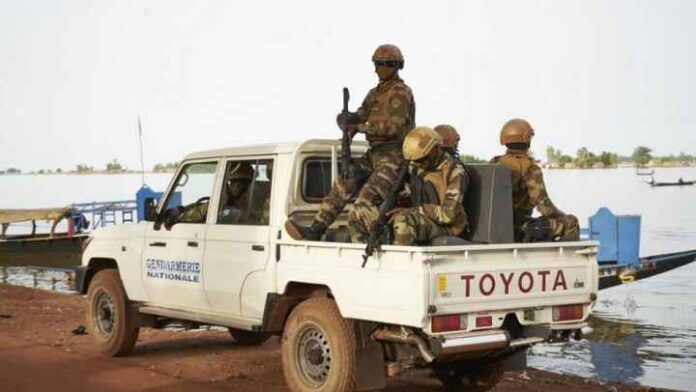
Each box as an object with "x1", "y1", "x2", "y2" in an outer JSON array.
[{"x1": 76, "y1": 139, "x2": 598, "y2": 392}]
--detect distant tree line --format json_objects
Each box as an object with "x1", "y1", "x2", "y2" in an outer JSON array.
[
  {"x1": 153, "y1": 162, "x2": 179, "y2": 173},
  {"x1": 545, "y1": 145, "x2": 695, "y2": 168}
]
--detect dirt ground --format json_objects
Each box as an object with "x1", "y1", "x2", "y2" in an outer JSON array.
[{"x1": 0, "y1": 284, "x2": 673, "y2": 392}]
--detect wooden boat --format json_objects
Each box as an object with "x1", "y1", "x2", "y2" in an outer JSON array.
[
  {"x1": 646, "y1": 178, "x2": 695, "y2": 187},
  {"x1": 0, "y1": 207, "x2": 86, "y2": 267},
  {"x1": 599, "y1": 249, "x2": 696, "y2": 290},
  {"x1": 635, "y1": 168, "x2": 655, "y2": 176}
]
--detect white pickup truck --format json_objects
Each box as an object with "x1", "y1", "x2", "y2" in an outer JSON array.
[{"x1": 76, "y1": 139, "x2": 598, "y2": 392}]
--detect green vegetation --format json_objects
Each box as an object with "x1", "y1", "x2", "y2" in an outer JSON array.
[
  {"x1": 153, "y1": 162, "x2": 179, "y2": 173},
  {"x1": 631, "y1": 146, "x2": 653, "y2": 167},
  {"x1": 76, "y1": 164, "x2": 94, "y2": 174},
  {"x1": 460, "y1": 154, "x2": 487, "y2": 164},
  {"x1": 0, "y1": 168, "x2": 21, "y2": 175},
  {"x1": 106, "y1": 159, "x2": 125, "y2": 173},
  {"x1": 546, "y1": 145, "x2": 693, "y2": 168}
]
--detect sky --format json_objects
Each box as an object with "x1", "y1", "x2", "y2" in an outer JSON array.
[{"x1": 1, "y1": 0, "x2": 695, "y2": 172}]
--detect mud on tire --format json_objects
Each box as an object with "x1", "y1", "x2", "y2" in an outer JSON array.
[
  {"x1": 85, "y1": 269, "x2": 139, "y2": 356},
  {"x1": 281, "y1": 297, "x2": 356, "y2": 392}
]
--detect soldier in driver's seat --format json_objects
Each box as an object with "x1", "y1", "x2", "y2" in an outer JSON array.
[{"x1": 218, "y1": 162, "x2": 256, "y2": 224}]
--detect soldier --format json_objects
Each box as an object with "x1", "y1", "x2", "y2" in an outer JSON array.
[
  {"x1": 285, "y1": 44, "x2": 416, "y2": 242},
  {"x1": 219, "y1": 162, "x2": 255, "y2": 224},
  {"x1": 434, "y1": 124, "x2": 461, "y2": 161},
  {"x1": 387, "y1": 127, "x2": 468, "y2": 245},
  {"x1": 491, "y1": 118, "x2": 579, "y2": 242}
]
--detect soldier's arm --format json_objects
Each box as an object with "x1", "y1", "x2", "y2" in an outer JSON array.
[
  {"x1": 354, "y1": 89, "x2": 375, "y2": 127},
  {"x1": 359, "y1": 85, "x2": 412, "y2": 136},
  {"x1": 526, "y1": 165, "x2": 563, "y2": 217},
  {"x1": 419, "y1": 165, "x2": 465, "y2": 225}
]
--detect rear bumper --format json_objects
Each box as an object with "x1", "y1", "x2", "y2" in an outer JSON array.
[{"x1": 372, "y1": 323, "x2": 588, "y2": 363}]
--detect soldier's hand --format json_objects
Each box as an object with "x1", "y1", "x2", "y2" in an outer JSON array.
[{"x1": 336, "y1": 111, "x2": 361, "y2": 129}]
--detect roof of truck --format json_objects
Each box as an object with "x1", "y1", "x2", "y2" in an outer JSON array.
[{"x1": 183, "y1": 138, "x2": 369, "y2": 160}]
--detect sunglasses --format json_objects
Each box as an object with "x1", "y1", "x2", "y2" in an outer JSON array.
[{"x1": 373, "y1": 60, "x2": 401, "y2": 68}]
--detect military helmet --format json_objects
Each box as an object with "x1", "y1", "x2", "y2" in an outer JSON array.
[
  {"x1": 372, "y1": 44, "x2": 404, "y2": 69},
  {"x1": 500, "y1": 118, "x2": 534, "y2": 145},
  {"x1": 228, "y1": 162, "x2": 254, "y2": 181},
  {"x1": 434, "y1": 124, "x2": 460, "y2": 149},
  {"x1": 403, "y1": 126, "x2": 442, "y2": 161}
]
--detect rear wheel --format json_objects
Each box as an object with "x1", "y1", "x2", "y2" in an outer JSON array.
[
  {"x1": 85, "y1": 269, "x2": 139, "y2": 356},
  {"x1": 228, "y1": 328, "x2": 270, "y2": 346},
  {"x1": 281, "y1": 298, "x2": 356, "y2": 392}
]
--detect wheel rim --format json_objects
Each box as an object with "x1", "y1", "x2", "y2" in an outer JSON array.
[
  {"x1": 93, "y1": 289, "x2": 115, "y2": 338},
  {"x1": 295, "y1": 324, "x2": 331, "y2": 386}
]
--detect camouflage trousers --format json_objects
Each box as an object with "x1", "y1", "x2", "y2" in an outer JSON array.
[
  {"x1": 391, "y1": 210, "x2": 450, "y2": 246},
  {"x1": 314, "y1": 148, "x2": 403, "y2": 243},
  {"x1": 516, "y1": 214, "x2": 580, "y2": 242}
]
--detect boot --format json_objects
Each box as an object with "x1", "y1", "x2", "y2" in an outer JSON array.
[{"x1": 284, "y1": 220, "x2": 327, "y2": 241}]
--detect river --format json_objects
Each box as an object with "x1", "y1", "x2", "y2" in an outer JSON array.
[{"x1": 1, "y1": 166, "x2": 695, "y2": 390}]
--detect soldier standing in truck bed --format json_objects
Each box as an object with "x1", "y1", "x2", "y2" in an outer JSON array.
[
  {"x1": 491, "y1": 118, "x2": 579, "y2": 242},
  {"x1": 285, "y1": 44, "x2": 416, "y2": 242}
]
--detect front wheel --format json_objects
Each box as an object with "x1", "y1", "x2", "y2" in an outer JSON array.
[
  {"x1": 281, "y1": 298, "x2": 356, "y2": 392},
  {"x1": 85, "y1": 269, "x2": 139, "y2": 356}
]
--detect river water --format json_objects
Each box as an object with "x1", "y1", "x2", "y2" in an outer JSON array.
[{"x1": 1, "y1": 167, "x2": 695, "y2": 390}]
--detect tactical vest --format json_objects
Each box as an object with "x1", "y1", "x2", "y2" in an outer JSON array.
[{"x1": 409, "y1": 157, "x2": 469, "y2": 235}]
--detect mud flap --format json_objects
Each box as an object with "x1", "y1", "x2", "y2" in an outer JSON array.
[{"x1": 354, "y1": 321, "x2": 386, "y2": 391}]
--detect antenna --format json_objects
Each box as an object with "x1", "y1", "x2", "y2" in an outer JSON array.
[{"x1": 138, "y1": 116, "x2": 145, "y2": 186}]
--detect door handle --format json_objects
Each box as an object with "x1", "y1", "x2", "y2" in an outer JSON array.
[
  {"x1": 187, "y1": 241, "x2": 199, "y2": 248},
  {"x1": 149, "y1": 241, "x2": 166, "y2": 247},
  {"x1": 251, "y1": 245, "x2": 265, "y2": 252}
]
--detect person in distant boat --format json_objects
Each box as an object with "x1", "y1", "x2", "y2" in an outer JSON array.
[{"x1": 491, "y1": 119, "x2": 579, "y2": 242}]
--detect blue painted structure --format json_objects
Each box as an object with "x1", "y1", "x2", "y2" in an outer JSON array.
[
  {"x1": 588, "y1": 208, "x2": 641, "y2": 267},
  {"x1": 135, "y1": 184, "x2": 180, "y2": 221}
]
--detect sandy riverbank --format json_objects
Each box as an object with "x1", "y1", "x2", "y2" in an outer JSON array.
[{"x1": 0, "y1": 284, "x2": 674, "y2": 392}]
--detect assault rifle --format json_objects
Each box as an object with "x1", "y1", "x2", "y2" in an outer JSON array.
[
  {"x1": 340, "y1": 87, "x2": 352, "y2": 181},
  {"x1": 521, "y1": 216, "x2": 552, "y2": 242},
  {"x1": 362, "y1": 163, "x2": 410, "y2": 267}
]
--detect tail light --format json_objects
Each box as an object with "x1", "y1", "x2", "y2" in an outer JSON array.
[
  {"x1": 475, "y1": 315, "x2": 493, "y2": 328},
  {"x1": 431, "y1": 314, "x2": 467, "y2": 333},
  {"x1": 553, "y1": 304, "x2": 584, "y2": 321}
]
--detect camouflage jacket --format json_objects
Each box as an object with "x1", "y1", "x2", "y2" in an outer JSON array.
[
  {"x1": 356, "y1": 75, "x2": 415, "y2": 146},
  {"x1": 492, "y1": 150, "x2": 563, "y2": 221},
  {"x1": 405, "y1": 154, "x2": 468, "y2": 235}
]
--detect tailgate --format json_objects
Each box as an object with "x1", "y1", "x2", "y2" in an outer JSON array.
[{"x1": 429, "y1": 242, "x2": 598, "y2": 314}]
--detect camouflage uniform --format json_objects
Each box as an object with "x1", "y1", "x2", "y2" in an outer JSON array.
[
  {"x1": 492, "y1": 150, "x2": 579, "y2": 241},
  {"x1": 176, "y1": 201, "x2": 209, "y2": 224},
  {"x1": 392, "y1": 152, "x2": 468, "y2": 245},
  {"x1": 315, "y1": 74, "x2": 416, "y2": 242}
]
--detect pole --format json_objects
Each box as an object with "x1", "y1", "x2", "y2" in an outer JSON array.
[{"x1": 137, "y1": 116, "x2": 145, "y2": 186}]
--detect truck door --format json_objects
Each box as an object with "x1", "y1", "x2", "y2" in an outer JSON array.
[
  {"x1": 204, "y1": 158, "x2": 273, "y2": 318},
  {"x1": 141, "y1": 160, "x2": 218, "y2": 311}
]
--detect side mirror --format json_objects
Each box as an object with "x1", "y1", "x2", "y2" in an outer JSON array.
[{"x1": 144, "y1": 198, "x2": 158, "y2": 222}]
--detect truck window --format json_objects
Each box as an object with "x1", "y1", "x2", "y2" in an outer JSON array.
[
  {"x1": 217, "y1": 159, "x2": 273, "y2": 226},
  {"x1": 163, "y1": 161, "x2": 218, "y2": 224},
  {"x1": 302, "y1": 158, "x2": 332, "y2": 202}
]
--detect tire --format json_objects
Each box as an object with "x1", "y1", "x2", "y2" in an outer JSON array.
[
  {"x1": 85, "y1": 269, "x2": 139, "y2": 356},
  {"x1": 228, "y1": 328, "x2": 271, "y2": 346},
  {"x1": 281, "y1": 298, "x2": 356, "y2": 392},
  {"x1": 435, "y1": 362, "x2": 504, "y2": 392}
]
